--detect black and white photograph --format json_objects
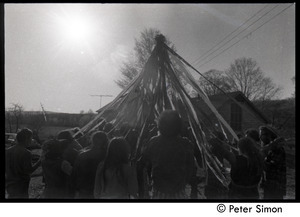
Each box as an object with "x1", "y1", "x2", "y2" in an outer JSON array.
[{"x1": 4, "y1": 3, "x2": 295, "y2": 204}]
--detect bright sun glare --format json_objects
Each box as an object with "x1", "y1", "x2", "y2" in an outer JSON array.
[
  {"x1": 50, "y1": 8, "x2": 100, "y2": 60},
  {"x1": 59, "y1": 14, "x2": 92, "y2": 43}
]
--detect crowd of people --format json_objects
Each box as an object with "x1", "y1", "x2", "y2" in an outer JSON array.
[{"x1": 5, "y1": 110, "x2": 287, "y2": 200}]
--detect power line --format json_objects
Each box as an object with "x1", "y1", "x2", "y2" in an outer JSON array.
[
  {"x1": 194, "y1": 4, "x2": 279, "y2": 66},
  {"x1": 196, "y1": 4, "x2": 294, "y2": 69},
  {"x1": 193, "y1": 4, "x2": 279, "y2": 67},
  {"x1": 192, "y1": 4, "x2": 269, "y2": 65}
]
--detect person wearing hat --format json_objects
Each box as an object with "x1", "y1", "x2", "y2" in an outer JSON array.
[
  {"x1": 259, "y1": 126, "x2": 286, "y2": 199},
  {"x1": 5, "y1": 128, "x2": 41, "y2": 198}
]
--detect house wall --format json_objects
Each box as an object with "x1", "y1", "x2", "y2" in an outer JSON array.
[
  {"x1": 211, "y1": 100, "x2": 267, "y2": 135},
  {"x1": 213, "y1": 103, "x2": 237, "y2": 140},
  {"x1": 188, "y1": 96, "x2": 268, "y2": 141},
  {"x1": 216, "y1": 104, "x2": 231, "y2": 126},
  {"x1": 240, "y1": 102, "x2": 267, "y2": 131}
]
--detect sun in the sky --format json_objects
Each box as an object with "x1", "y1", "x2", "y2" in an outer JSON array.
[
  {"x1": 49, "y1": 6, "x2": 95, "y2": 47},
  {"x1": 48, "y1": 6, "x2": 99, "y2": 61},
  {"x1": 60, "y1": 14, "x2": 92, "y2": 43}
]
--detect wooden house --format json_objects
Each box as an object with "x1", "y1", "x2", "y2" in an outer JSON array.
[{"x1": 192, "y1": 91, "x2": 269, "y2": 134}]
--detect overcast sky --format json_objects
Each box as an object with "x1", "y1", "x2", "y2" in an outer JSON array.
[{"x1": 5, "y1": 3, "x2": 295, "y2": 113}]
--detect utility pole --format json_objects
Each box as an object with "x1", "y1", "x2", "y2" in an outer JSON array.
[{"x1": 90, "y1": 94, "x2": 113, "y2": 109}]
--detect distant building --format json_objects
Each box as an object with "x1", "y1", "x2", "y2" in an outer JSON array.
[{"x1": 192, "y1": 91, "x2": 269, "y2": 133}]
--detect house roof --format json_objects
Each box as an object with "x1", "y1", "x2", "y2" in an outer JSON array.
[{"x1": 205, "y1": 91, "x2": 269, "y2": 123}]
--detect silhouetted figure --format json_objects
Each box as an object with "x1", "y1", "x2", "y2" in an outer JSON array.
[
  {"x1": 73, "y1": 131, "x2": 109, "y2": 198},
  {"x1": 94, "y1": 137, "x2": 138, "y2": 199},
  {"x1": 137, "y1": 110, "x2": 195, "y2": 199},
  {"x1": 259, "y1": 126, "x2": 286, "y2": 199},
  {"x1": 205, "y1": 133, "x2": 230, "y2": 199},
  {"x1": 231, "y1": 132, "x2": 244, "y2": 149},
  {"x1": 41, "y1": 138, "x2": 70, "y2": 198},
  {"x1": 57, "y1": 129, "x2": 83, "y2": 198},
  {"x1": 245, "y1": 128, "x2": 261, "y2": 149},
  {"x1": 219, "y1": 137, "x2": 263, "y2": 199},
  {"x1": 6, "y1": 128, "x2": 41, "y2": 198}
]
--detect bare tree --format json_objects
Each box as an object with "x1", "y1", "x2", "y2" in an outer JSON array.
[
  {"x1": 5, "y1": 103, "x2": 24, "y2": 132},
  {"x1": 11, "y1": 103, "x2": 24, "y2": 132},
  {"x1": 198, "y1": 69, "x2": 232, "y2": 95},
  {"x1": 225, "y1": 57, "x2": 281, "y2": 101},
  {"x1": 5, "y1": 108, "x2": 13, "y2": 133},
  {"x1": 115, "y1": 28, "x2": 176, "y2": 89},
  {"x1": 116, "y1": 56, "x2": 139, "y2": 89},
  {"x1": 87, "y1": 109, "x2": 94, "y2": 114}
]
